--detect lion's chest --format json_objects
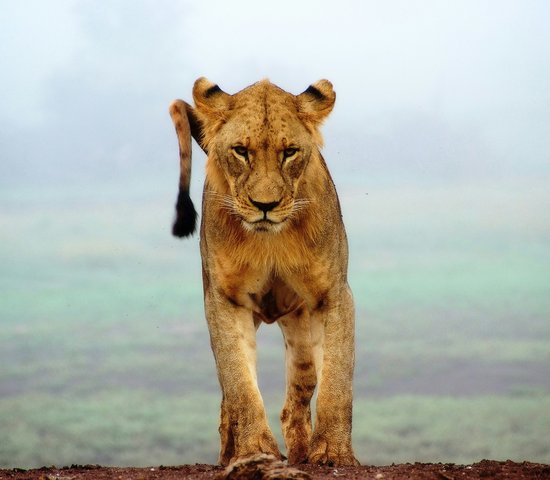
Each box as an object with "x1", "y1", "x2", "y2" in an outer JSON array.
[
  {"x1": 209, "y1": 251, "x2": 304, "y2": 324},
  {"x1": 248, "y1": 280, "x2": 304, "y2": 324}
]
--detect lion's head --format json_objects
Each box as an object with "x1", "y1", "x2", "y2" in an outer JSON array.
[{"x1": 193, "y1": 78, "x2": 335, "y2": 233}]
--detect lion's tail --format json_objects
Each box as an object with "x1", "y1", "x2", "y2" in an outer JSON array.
[{"x1": 169, "y1": 99, "x2": 197, "y2": 237}]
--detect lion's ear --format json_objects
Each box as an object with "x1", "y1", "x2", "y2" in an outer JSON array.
[
  {"x1": 296, "y1": 80, "x2": 336, "y2": 125},
  {"x1": 192, "y1": 77, "x2": 231, "y2": 121}
]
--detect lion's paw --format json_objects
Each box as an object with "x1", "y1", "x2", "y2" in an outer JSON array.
[
  {"x1": 307, "y1": 438, "x2": 359, "y2": 466},
  {"x1": 227, "y1": 429, "x2": 283, "y2": 465}
]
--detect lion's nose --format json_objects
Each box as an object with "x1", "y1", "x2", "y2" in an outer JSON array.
[{"x1": 249, "y1": 198, "x2": 281, "y2": 213}]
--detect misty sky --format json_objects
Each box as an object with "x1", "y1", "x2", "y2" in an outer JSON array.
[{"x1": 1, "y1": 0, "x2": 549, "y2": 185}]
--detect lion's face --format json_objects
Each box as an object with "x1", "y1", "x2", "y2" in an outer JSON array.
[
  {"x1": 193, "y1": 78, "x2": 335, "y2": 233},
  {"x1": 210, "y1": 90, "x2": 315, "y2": 233}
]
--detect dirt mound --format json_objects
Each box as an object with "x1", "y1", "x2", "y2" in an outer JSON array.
[{"x1": 1, "y1": 460, "x2": 548, "y2": 480}]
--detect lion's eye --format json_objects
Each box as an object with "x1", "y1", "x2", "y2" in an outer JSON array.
[
  {"x1": 283, "y1": 147, "x2": 298, "y2": 159},
  {"x1": 232, "y1": 146, "x2": 249, "y2": 159}
]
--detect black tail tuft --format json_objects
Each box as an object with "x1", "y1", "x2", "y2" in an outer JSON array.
[{"x1": 172, "y1": 188, "x2": 197, "y2": 238}]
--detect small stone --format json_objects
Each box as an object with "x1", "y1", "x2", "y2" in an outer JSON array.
[{"x1": 221, "y1": 453, "x2": 311, "y2": 480}]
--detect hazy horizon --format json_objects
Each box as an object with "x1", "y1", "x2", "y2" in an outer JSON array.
[{"x1": 2, "y1": 0, "x2": 550, "y2": 188}]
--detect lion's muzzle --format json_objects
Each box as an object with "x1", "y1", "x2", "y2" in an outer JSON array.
[{"x1": 249, "y1": 198, "x2": 281, "y2": 214}]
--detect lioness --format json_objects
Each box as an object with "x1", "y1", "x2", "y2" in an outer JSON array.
[{"x1": 169, "y1": 78, "x2": 358, "y2": 466}]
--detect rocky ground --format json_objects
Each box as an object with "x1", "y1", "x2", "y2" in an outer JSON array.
[{"x1": 1, "y1": 457, "x2": 549, "y2": 480}]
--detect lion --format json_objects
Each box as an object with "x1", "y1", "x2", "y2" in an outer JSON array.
[{"x1": 169, "y1": 78, "x2": 358, "y2": 467}]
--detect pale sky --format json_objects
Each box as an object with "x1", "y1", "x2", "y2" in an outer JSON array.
[{"x1": 1, "y1": 0, "x2": 549, "y2": 183}]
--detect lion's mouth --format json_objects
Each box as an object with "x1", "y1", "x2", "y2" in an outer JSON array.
[{"x1": 244, "y1": 218, "x2": 285, "y2": 233}]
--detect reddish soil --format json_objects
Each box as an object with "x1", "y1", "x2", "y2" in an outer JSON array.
[{"x1": 1, "y1": 460, "x2": 549, "y2": 480}]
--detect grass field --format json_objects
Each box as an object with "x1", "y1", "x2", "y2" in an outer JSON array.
[{"x1": 1, "y1": 177, "x2": 549, "y2": 467}]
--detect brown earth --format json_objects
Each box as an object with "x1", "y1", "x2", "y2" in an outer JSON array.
[{"x1": 1, "y1": 459, "x2": 549, "y2": 480}]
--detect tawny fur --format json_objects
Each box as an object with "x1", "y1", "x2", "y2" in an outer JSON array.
[{"x1": 170, "y1": 78, "x2": 358, "y2": 466}]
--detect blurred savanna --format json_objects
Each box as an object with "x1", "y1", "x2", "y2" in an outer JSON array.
[{"x1": 1, "y1": 0, "x2": 549, "y2": 469}]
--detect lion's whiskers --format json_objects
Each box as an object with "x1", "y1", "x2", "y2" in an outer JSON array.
[
  {"x1": 287, "y1": 198, "x2": 311, "y2": 220},
  {"x1": 206, "y1": 191, "x2": 239, "y2": 216}
]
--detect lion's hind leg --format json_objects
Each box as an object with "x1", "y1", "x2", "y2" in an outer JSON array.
[{"x1": 278, "y1": 306, "x2": 317, "y2": 464}]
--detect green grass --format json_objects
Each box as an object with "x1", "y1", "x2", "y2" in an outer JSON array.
[
  {"x1": 0, "y1": 178, "x2": 549, "y2": 468},
  {"x1": 1, "y1": 392, "x2": 549, "y2": 468},
  {"x1": 353, "y1": 394, "x2": 550, "y2": 465},
  {"x1": 0, "y1": 392, "x2": 220, "y2": 467}
]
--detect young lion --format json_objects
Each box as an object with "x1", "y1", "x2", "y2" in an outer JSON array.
[{"x1": 169, "y1": 78, "x2": 358, "y2": 467}]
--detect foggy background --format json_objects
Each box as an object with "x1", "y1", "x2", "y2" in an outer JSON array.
[
  {"x1": 2, "y1": 0, "x2": 549, "y2": 185},
  {"x1": 1, "y1": 0, "x2": 549, "y2": 468}
]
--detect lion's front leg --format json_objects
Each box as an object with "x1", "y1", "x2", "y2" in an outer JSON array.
[
  {"x1": 308, "y1": 285, "x2": 359, "y2": 466},
  {"x1": 205, "y1": 291, "x2": 282, "y2": 465}
]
